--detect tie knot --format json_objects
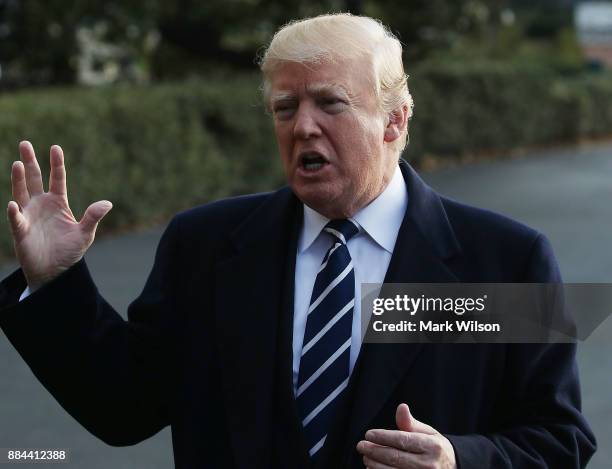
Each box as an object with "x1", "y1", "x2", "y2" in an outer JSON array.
[{"x1": 324, "y1": 219, "x2": 359, "y2": 245}]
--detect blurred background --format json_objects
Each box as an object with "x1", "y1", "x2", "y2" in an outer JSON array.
[
  {"x1": 0, "y1": 0, "x2": 611, "y2": 249},
  {"x1": 0, "y1": 0, "x2": 611, "y2": 467}
]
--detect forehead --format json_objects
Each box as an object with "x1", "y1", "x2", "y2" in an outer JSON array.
[{"x1": 269, "y1": 58, "x2": 375, "y2": 98}]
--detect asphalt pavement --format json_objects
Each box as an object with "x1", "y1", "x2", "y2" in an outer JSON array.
[{"x1": 1, "y1": 142, "x2": 611, "y2": 468}]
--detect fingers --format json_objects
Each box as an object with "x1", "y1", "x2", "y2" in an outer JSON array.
[
  {"x1": 11, "y1": 161, "x2": 30, "y2": 207},
  {"x1": 364, "y1": 429, "x2": 433, "y2": 454},
  {"x1": 359, "y1": 433, "x2": 455, "y2": 469},
  {"x1": 7, "y1": 201, "x2": 28, "y2": 239},
  {"x1": 14, "y1": 142, "x2": 66, "y2": 200},
  {"x1": 358, "y1": 439, "x2": 422, "y2": 468},
  {"x1": 79, "y1": 200, "x2": 113, "y2": 234},
  {"x1": 395, "y1": 404, "x2": 437, "y2": 435},
  {"x1": 48, "y1": 145, "x2": 67, "y2": 196},
  {"x1": 18, "y1": 141, "x2": 44, "y2": 196}
]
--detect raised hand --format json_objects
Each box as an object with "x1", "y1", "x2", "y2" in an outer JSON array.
[{"x1": 7, "y1": 141, "x2": 113, "y2": 292}]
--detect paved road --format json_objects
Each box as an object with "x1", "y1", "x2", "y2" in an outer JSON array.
[{"x1": 1, "y1": 142, "x2": 610, "y2": 468}]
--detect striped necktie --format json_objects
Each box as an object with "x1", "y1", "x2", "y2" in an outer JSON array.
[{"x1": 297, "y1": 218, "x2": 360, "y2": 459}]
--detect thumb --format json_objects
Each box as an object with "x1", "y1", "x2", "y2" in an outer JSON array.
[
  {"x1": 396, "y1": 403, "x2": 437, "y2": 435},
  {"x1": 79, "y1": 200, "x2": 113, "y2": 234}
]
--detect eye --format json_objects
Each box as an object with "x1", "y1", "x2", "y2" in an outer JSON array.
[
  {"x1": 319, "y1": 97, "x2": 347, "y2": 113},
  {"x1": 272, "y1": 102, "x2": 296, "y2": 120}
]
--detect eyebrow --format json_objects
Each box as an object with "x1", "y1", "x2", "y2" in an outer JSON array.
[
  {"x1": 269, "y1": 83, "x2": 352, "y2": 107},
  {"x1": 269, "y1": 92, "x2": 296, "y2": 107},
  {"x1": 307, "y1": 83, "x2": 351, "y2": 97}
]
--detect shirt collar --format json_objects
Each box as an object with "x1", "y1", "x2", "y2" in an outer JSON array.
[{"x1": 298, "y1": 164, "x2": 408, "y2": 254}]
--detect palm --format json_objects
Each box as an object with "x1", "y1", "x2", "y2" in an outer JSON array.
[
  {"x1": 16, "y1": 194, "x2": 81, "y2": 277},
  {"x1": 8, "y1": 142, "x2": 112, "y2": 291}
]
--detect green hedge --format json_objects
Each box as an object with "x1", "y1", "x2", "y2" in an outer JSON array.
[
  {"x1": 0, "y1": 75, "x2": 281, "y2": 258},
  {"x1": 404, "y1": 61, "x2": 612, "y2": 160},
  {"x1": 0, "y1": 65, "x2": 611, "y2": 259}
]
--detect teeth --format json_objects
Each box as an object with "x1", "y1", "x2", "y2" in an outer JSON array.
[{"x1": 304, "y1": 162, "x2": 323, "y2": 170}]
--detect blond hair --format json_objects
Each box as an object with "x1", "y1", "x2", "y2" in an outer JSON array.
[{"x1": 259, "y1": 13, "x2": 413, "y2": 151}]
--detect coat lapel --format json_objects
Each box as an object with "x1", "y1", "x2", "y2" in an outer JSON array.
[
  {"x1": 214, "y1": 187, "x2": 305, "y2": 469},
  {"x1": 326, "y1": 161, "x2": 463, "y2": 467}
]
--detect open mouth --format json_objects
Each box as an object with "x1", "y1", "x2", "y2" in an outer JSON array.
[{"x1": 300, "y1": 152, "x2": 329, "y2": 172}]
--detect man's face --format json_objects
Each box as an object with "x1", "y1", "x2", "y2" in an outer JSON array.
[{"x1": 269, "y1": 58, "x2": 397, "y2": 219}]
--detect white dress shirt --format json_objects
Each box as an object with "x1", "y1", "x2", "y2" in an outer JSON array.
[{"x1": 292, "y1": 165, "x2": 408, "y2": 394}]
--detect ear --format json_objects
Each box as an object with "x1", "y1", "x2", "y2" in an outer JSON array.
[{"x1": 383, "y1": 104, "x2": 409, "y2": 143}]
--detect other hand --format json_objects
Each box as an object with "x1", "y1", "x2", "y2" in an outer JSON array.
[
  {"x1": 7, "y1": 141, "x2": 112, "y2": 291},
  {"x1": 356, "y1": 403, "x2": 456, "y2": 469}
]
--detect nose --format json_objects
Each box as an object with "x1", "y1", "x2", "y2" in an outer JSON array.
[{"x1": 293, "y1": 103, "x2": 322, "y2": 140}]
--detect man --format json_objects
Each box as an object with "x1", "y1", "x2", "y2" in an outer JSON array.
[{"x1": 0, "y1": 13, "x2": 596, "y2": 469}]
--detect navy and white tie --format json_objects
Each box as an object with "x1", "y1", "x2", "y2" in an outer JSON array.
[{"x1": 297, "y1": 219, "x2": 360, "y2": 459}]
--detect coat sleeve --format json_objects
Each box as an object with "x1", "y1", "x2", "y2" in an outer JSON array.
[
  {"x1": 446, "y1": 234, "x2": 597, "y2": 468},
  {"x1": 0, "y1": 216, "x2": 183, "y2": 446}
]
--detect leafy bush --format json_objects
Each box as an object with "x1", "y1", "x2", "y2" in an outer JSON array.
[
  {"x1": 0, "y1": 75, "x2": 280, "y2": 258},
  {"x1": 404, "y1": 62, "x2": 612, "y2": 161}
]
